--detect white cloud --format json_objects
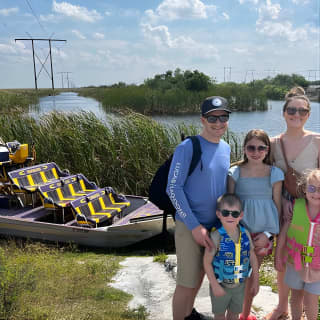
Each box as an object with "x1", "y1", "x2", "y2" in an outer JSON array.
[
  {"x1": 292, "y1": 0, "x2": 309, "y2": 4},
  {"x1": 233, "y1": 47, "x2": 250, "y2": 54},
  {"x1": 0, "y1": 7, "x2": 19, "y2": 16},
  {"x1": 257, "y1": 20, "x2": 307, "y2": 41},
  {"x1": 52, "y1": 0, "x2": 102, "y2": 22},
  {"x1": 141, "y1": 23, "x2": 219, "y2": 59},
  {"x1": 239, "y1": 0, "x2": 259, "y2": 4},
  {"x1": 144, "y1": 0, "x2": 217, "y2": 23},
  {"x1": 256, "y1": 0, "x2": 308, "y2": 42},
  {"x1": 40, "y1": 14, "x2": 59, "y2": 22},
  {"x1": 105, "y1": 11, "x2": 111, "y2": 16},
  {"x1": 52, "y1": 47, "x2": 67, "y2": 59},
  {"x1": 72, "y1": 29, "x2": 86, "y2": 39},
  {"x1": 93, "y1": 32, "x2": 105, "y2": 39},
  {"x1": 257, "y1": 0, "x2": 281, "y2": 22},
  {"x1": 222, "y1": 12, "x2": 230, "y2": 20},
  {"x1": 0, "y1": 40, "x2": 29, "y2": 55}
]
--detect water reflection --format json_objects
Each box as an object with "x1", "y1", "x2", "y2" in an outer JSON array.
[
  {"x1": 153, "y1": 100, "x2": 320, "y2": 137},
  {"x1": 30, "y1": 92, "x2": 107, "y2": 121},
  {"x1": 30, "y1": 92, "x2": 320, "y2": 137}
]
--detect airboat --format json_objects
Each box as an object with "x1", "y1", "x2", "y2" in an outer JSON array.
[{"x1": 0, "y1": 141, "x2": 173, "y2": 248}]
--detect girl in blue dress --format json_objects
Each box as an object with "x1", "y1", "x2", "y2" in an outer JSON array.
[{"x1": 228, "y1": 129, "x2": 284, "y2": 320}]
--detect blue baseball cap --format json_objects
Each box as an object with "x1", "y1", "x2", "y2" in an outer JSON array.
[{"x1": 201, "y1": 96, "x2": 231, "y2": 115}]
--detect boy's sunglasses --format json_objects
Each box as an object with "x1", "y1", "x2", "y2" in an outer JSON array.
[
  {"x1": 246, "y1": 145, "x2": 268, "y2": 153},
  {"x1": 286, "y1": 107, "x2": 309, "y2": 116},
  {"x1": 306, "y1": 184, "x2": 320, "y2": 193},
  {"x1": 220, "y1": 209, "x2": 241, "y2": 218},
  {"x1": 205, "y1": 114, "x2": 229, "y2": 123}
]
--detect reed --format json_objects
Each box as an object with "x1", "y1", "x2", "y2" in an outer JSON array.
[
  {"x1": 0, "y1": 89, "x2": 55, "y2": 113},
  {"x1": 76, "y1": 84, "x2": 268, "y2": 115},
  {"x1": 0, "y1": 111, "x2": 241, "y2": 195}
]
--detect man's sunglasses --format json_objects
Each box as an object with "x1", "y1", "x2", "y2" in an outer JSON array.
[
  {"x1": 307, "y1": 184, "x2": 320, "y2": 193},
  {"x1": 286, "y1": 107, "x2": 309, "y2": 116},
  {"x1": 220, "y1": 209, "x2": 241, "y2": 218},
  {"x1": 246, "y1": 145, "x2": 268, "y2": 153},
  {"x1": 205, "y1": 114, "x2": 229, "y2": 123}
]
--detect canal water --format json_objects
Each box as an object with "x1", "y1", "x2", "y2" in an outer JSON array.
[{"x1": 32, "y1": 92, "x2": 320, "y2": 137}]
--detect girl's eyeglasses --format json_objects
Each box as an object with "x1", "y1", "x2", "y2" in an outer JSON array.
[
  {"x1": 286, "y1": 107, "x2": 309, "y2": 116},
  {"x1": 306, "y1": 185, "x2": 320, "y2": 193},
  {"x1": 220, "y1": 209, "x2": 241, "y2": 218},
  {"x1": 205, "y1": 114, "x2": 229, "y2": 123},
  {"x1": 246, "y1": 145, "x2": 268, "y2": 153}
]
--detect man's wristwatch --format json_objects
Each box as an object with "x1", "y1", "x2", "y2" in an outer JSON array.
[{"x1": 263, "y1": 231, "x2": 274, "y2": 241}]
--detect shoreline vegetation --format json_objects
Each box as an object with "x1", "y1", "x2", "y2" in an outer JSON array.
[
  {"x1": 0, "y1": 111, "x2": 241, "y2": 196},
  {"x1": 75, "y1": 70, "x2": 313, "y2": 115}
]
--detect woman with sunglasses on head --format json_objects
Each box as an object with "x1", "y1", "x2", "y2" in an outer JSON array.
[
  {"x1": 267, "y1": 87, "x2": 320, "y2": 320},
  {"x1": 228, "y1": 129, "x2": 284, "y2": 320},
  {"x1": 275, "y1": 169, "x2": 320, "y2": 320}
]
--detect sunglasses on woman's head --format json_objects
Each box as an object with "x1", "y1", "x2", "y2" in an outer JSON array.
[
  {"x1": 306, "y1": 184, "x2": 320, "y2": 193},
  {"x1": 205, "y1": 114, "x2": 229, "y2": 123},
  {"x1": 220, "y1": 209, "x2": 241, "y2": 218},
  {"x1": 286, "y1": 107, "x2": 309, "y2": 116},
  {"x1": 246, "y1": 145, "x2": 268, "y2": 153}
]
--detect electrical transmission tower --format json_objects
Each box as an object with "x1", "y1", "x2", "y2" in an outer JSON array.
[
  {"x1": 57, "y1": 72, "x2": 72, "y2": 89},
  {"x1": 307, "y1": 70, "x2": 319, "y2": 82},
  {"x1": 244, "y1": 70, "x2": 255, "y2": 83},
  {"x1": 15, "y1": 38, "x2": 67, "y2": 90},
  {"x1": 224, "y1": 66, "x2": 232, "y2": 82}
]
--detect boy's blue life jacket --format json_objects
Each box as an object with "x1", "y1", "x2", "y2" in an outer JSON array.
[
  {"x1": 148, "y1": 135, "x2": 202, "y2": 231},
  {"x1": 213, "y1": 225, "x2": 251, "y2": 284}
]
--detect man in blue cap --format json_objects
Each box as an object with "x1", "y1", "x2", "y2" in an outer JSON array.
[{"x1": 167, "y1": 96, "x2": 232, "y2": 320}]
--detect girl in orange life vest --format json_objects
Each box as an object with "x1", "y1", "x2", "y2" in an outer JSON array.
[{"x1": 275, "y1": 168, "x2": 320, "y2": 320}]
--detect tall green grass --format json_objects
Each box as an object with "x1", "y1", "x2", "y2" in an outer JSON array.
[
  {"x1": 0, "y1": 240, "x2": 148, "y2": 320},
  {"x1": 77, "y1": 85, "x2": 267, "y2": 115},
  {"x1": 0, "y1": 111, "x2": 241, "y2": 195},
  {"x1": 0, "y1": 89, "x2": 54, "y2": 113}
]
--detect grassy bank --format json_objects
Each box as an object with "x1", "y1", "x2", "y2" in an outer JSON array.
[
  {"x1": 76, "y1": 84, "x2": 268, "y2": 116},
  {"x1": 0, "y1": 239, "x2": 149, "y2": 320},
  {"x1": 0, "y1": 89, "x2": 54, "y2": 114},
  {"x1": 0, "y1": 111, "x2": 242, "y2": 195}
]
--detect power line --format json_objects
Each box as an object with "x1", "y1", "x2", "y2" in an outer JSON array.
[{"x1": 24, "y1": 0, "x2": 47, "y2": 35}]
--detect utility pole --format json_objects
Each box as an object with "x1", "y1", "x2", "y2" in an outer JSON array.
[
  {"x1": 307, "y1": 70, "x2": 319, "y2": 82},
  {"x1": 224, "y1": 66, "x2": 232, "y2": 82},
  {"x1": 244, "y1": 69, "x2": 255, "y2": 83},
  {"x1": 15, "y1": 38, "x2": 66, "y2": 90},
  {"x1": 264, "y1": 69, "x2": 279, "y2": 78},
  {"x1": 57, "y1": 71, "x2": 72, "y2": 89}
]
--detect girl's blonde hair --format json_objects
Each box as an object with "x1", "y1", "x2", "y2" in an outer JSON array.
[
  {"x1": 297, "y1": 168, "x2": 320, "y2": 197},
  {"x1": 283, "y1": 86, "x2": 310, "y2": 113},
  {"x1": 231, "y1": 129, "x2": 272, "y2": 167}
]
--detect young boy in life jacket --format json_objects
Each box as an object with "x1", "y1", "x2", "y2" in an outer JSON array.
[
  {"x1": 203, "y1": 193, "x2": 259, "y2": 320},
  {"x1": 275, "y1": 168, "x2": 320, "y2": 320}
]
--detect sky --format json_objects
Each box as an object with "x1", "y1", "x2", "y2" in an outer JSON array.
[{"x1": 0, "y1": 0, "x2": 319, "y2": 89}]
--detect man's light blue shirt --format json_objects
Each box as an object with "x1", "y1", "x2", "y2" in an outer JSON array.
[{"x1": 166, "y1": 135, "x2": 230, "y2": 231}]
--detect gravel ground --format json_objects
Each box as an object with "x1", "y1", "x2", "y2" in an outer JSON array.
[{"x1": 111, "y1": 255, "x2": 279, "y2": 320}]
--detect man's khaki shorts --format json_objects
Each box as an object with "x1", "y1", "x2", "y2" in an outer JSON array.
[{"x1": 175, "y1": 220, "x2": 205, "y2": 288}]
